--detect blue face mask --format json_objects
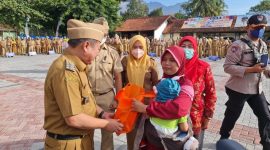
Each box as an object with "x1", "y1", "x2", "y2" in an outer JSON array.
[
  {"x1": 184, "y1": 48, "x2": 194, "y2": 60},
  {"x1": 250, "y1": 28, "x2": 265, "y2": 39}
]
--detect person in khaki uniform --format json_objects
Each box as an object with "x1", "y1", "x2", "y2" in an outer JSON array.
[
  {"x1": 45, "y1": 37, "x2": 52, "y2": 53},
  {"x1": 0, "y1": 37, "x2": 6, "y2": 56},
  {"x1": 6, "y1": 37, "x2": 12, "y2": 53},
  {"x1": 27, "y1": 37, "x2": 34, "y2": 53},
  {"x1": 122, "y1": 37, "x2": 129, "y2": 55},
  {"x1": 145, "y1": 36, "x2": 151, "y2": 54},
  {"x1": 43, "y1": 19, "x2": 123, "y2": 150},
  {"x1": 212, "y1": 37, "x2": 218, "y2": 56},
  {"x1": 56, "y1": 37, "x2": 63, "y2": 53},
  {"x1": 35, "y1": 38, "x2": 41, "y2": 54},
  {"x1": 201, "y1": 37, "x2": 210, "y2": 57},
  {"x1": 223, "y1": 38, "x2": 230, "y2": 58},
  {"x1": 11, "y1": 38, "x2": 17, "y2": 54},
  {"x1": 121, "y1": 35, "x2": 159, "y2": 150},
  {"x1": 88, "y1": 17, "x2": 123, "y2": 150},
  {"x1": 41, "y1": 37, "x2": 46, "y2": 54},
  {"x1": 111, "y1": 34, "x2": 123, "y2": 57},
  {"x1": 21, "y1": 37, "x2": 27, "y2": 55}
]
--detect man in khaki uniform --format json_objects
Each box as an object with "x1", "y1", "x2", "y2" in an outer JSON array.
[
  {"x1": 202, "y1": 37, "x2": 210, "y2": 57},
  {"x1": 35, "y1": 38, "x2": 41, "y2": 54},
  {"x1": 41, "y1": 37, "x2": 46, "y2": 54},
  {"x1": 27, "y1": 37, "x2": 35, "y2": 53},
  {"x1": 43, "y1": 19, "x2": 123, "y2": 150},
  {"x1": 197, "y1": 38, "x2": 203, "y2": 58},
  {"x1": 88, "y1": 17, "x2": 123, "y2": 150},
  {"x1": 212, "y1": 37, "x2": 218, "y2": 56},
  {"x1": 21, "y1": 37, "x2": 27, "y2": 55},
  {"x1": 145, "y1": 36, "x2": 151, "y2": 54},
  {"x1": 11, "y1": 38, "x2": 17, "y2": 54},
  {"x1": 0, "y1": 37, "x2": 6, "y2": 56},
  {"x1": 45, "y1": 37, "x2": 52, "y2": 53},
  {"x1": 122, "y1": 37, "x2": 129, "y2": 54},
  {"x1": 112, "y1": 34, "x2": 123, "y2": 57},
  {"x1": 56, "y1": 37, "x2": 63, "y2": 53}
]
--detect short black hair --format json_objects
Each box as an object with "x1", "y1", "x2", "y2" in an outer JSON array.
[{"x1": 68, "y1": 38, "x2": 98, "y2": 48}]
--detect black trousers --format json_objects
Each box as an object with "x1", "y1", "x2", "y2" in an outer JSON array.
[{"x1": 220, "y1": 87, "x2": 270, "y2": 150}]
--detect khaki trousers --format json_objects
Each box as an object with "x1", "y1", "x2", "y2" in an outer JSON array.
[{"x1": 94, "y1": 90, "x2": 115, "y2": 150}]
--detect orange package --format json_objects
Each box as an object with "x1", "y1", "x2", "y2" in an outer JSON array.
[{"x1": 114, "y1": 83, "x2": 155, "y2": 135}]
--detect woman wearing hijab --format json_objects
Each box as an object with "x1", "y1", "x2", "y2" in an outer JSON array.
[
  {"x1": 121, "y1": 35, "x2": 159, "y2": 150},
  {"x1": 179, "y1": 36, "x2": 217, "y2": 149},
  {"x1": 132, "y1": 46, "x2": 196, "y2": 150}
]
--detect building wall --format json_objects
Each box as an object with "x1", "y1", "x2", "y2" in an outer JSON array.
[
  {"x1": 2, "y1": 31, "x2": 16, "y2": 38},
  {"x1": 154, "y1": 20, "x2": 168, "y2": 40}
]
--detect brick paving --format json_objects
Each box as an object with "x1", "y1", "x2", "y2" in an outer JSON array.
[{"x1": 0, "y1": 55, "x2": 269, "y2": 150}]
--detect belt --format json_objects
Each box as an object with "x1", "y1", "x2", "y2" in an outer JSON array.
[
  {"x1": 92, "y1": 89, "x2": 113, "y2": 96},
  {"x1": 47, "y1": 132, "x2": 85, "y2": 140}
]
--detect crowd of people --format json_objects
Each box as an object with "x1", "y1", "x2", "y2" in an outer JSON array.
[
  {"x1": 0, "y1": 37, "x2": 68, "y2": 56},
  {"x1": 105, "y1": 35, "x2": 233, "y2": 59},
  {"x1": 7, "y1": 14, "x2": 269, "y2": 150},
  {"x1": 1, "y1": 33, "x2": 270, "y2": 60}
]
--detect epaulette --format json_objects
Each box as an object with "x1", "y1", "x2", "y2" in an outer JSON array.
[{"x1": 65, "y1": 60, "x2": 76, "y2": 72}]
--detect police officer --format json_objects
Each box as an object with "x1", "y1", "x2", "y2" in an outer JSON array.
[
  {"x1": 220, "y1": 14, "x2": 270, "y2": 150},
  {"x1": 88, "y1": 17, "x2": 123, "y2": 150},
  {"x1": 43, "y1": 19, "x2": 123, "y2": 150}
]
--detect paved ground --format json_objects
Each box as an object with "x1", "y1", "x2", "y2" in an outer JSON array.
[{"x1": 0, "y1": 54, "x2": 269, "y2": 150}]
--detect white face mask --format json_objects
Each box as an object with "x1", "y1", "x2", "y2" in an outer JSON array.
[
  {"x1": 131, "y1": 48, "x2": 144, "y2": 59},
  {"x1": 100, "y1": 37, "x2": 107, "y2": 45}
]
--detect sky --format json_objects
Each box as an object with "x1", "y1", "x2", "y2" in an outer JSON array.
[{"x1": 143, "y1": 0, "x2": 263, "y2": 15}]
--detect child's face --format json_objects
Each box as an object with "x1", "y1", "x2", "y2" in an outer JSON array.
[{"x1": 161, "y1": 52, "x2": 179, "y2": 76}]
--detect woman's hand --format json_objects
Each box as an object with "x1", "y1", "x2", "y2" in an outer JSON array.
[{"x1": 131, "y1": 99, "x2": 147, "y2": 113}]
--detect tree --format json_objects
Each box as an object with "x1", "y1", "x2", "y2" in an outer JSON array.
[
  {"x1": 174, "y1": 12, "x2": 188, "y2": 19},
  {"x1": 148, "y1": 8, "x2": 163, "y2": 17},
  {"x1": 0, "y1": 0, "x2": 47, "y2": 31},
  {"x1": 249, "y1": 0, "x2": 270, "y2": 14},
  {"x1": 33, "y1": 0, "x2": 121, "y2": 36},
  {"x1": 182, "y1": 0, "x2": 227, "y2": 17},
  {"x1": 122, "y1": 0, "x2": 149, "y2": 20}
]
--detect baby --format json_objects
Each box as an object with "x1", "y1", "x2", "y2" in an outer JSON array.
[{"x1": 150, "y1": 77, "x2": 189, "y2": 140}]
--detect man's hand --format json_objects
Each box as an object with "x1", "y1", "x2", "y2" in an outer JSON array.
[
  {"x1": 102, "y1": 112, "x2": 114, "y2": 119},
  {"x1": 251, "y1": 63, "x2": 265, "y2": 73},
  {"x1": 131, "y1": 99, "x2": 147, "y2": 113},
  {"x1": 104, "y1": 119, "x2": 123, "y2": 133}
]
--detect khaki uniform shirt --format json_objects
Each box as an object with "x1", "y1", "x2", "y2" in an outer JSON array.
[
  {"x1": 224, "y1": 37, "x2": 270, "y2": 94},
  {"x1": 88, "y1": 44, "x2": 123, "y2": 94},
  {"x1": 0, "y1": 40, "x2": 6, "y2": 48},
  {"x1": 44, "y1": 50, "x2": 97, "y2": 135}
]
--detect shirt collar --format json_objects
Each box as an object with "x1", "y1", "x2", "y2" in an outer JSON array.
[{"x1": 63, "y1": 50, "x2": 87, "y2": 72}]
